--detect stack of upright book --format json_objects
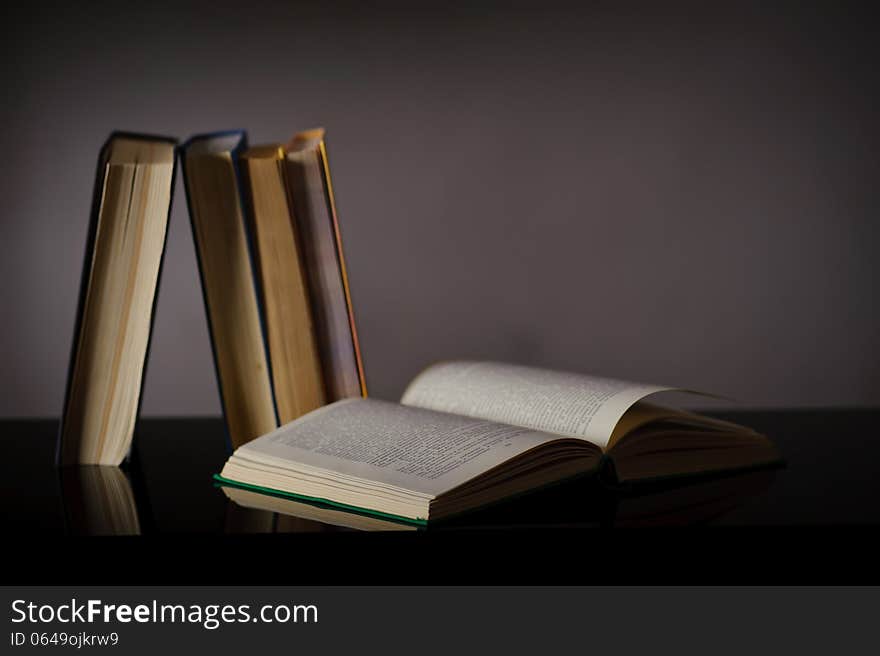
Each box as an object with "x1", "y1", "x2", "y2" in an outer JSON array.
[{"x1": 59, "y1": 128, "x2": 366, "y2": 465}]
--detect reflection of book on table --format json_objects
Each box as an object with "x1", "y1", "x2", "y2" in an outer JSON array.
[
  {"x1": 610, "y1": 468, "x2": 777, "y2": 527},
  {"x1": 217, "y1": 361, "x2": 780, "y2": 525},
  {"x1": 221, "y1": 465, "x2": 776, "y2": 531},
  {"x1": 61, "y1": 466, "x2": 141, "y2": 536},
  {"x1": 222, "y1": 485, "x2": 417, "y2": 532}
]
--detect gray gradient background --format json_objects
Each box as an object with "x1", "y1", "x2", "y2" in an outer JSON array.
[{"x1": 1, "y1": 2, "x2": 877, "y2": 417}]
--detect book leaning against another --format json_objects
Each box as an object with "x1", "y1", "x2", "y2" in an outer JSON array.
[
  {"x1": 216, "y1": 361, "x2": 781, "y2": 524},
  {"x1": 181, "y1": 131, "x2": 279, "y2": 450},
  {"x1": 58, "y1": 133, "x2": 177, "y2": 465},
  {"x1": 182, "y1": 128, "x2": 366, "y2": 449}
]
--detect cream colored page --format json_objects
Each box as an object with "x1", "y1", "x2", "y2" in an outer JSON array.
[
  {"x1": 401, "y1": 361, "x2": 674, "y2": 449},
  {"x1": 236, "y1": 398, "x2": 563, "y2": 497},
  {"x1": 61, "y1": 160, "x2": 173, "y2": 464}
]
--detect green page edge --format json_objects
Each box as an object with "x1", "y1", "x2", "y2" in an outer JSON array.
[{"x1": 213, "y1": 473, "x2": 428, "y2": 526}]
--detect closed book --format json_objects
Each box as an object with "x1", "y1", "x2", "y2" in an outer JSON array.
[
  {"x1": 180, "y1": 130, "x2": 279, "y2": 450},
  {"x1": 58, "y1": 132, "x2": 177, "y2": 466},
  {"x1": 283, "y1": 129, "x2": 367, "y2": 401},
  {"x1": 240, "y1": 145, "x2": 327, "y2": 424}
]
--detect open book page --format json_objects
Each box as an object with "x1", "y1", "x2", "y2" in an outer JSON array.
[
  {"x1": 401, "y1": 361, "x2": 674, "y2": 449},
  {"x1": 233, "y1": 398, "x2": 566, "y2": 497}
]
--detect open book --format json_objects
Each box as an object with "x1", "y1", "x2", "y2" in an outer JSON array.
[{"x1": 216, "y1": 361, "x2": 780, "y2": 524}]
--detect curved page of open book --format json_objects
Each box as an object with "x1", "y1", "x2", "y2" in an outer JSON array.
[
  {"x1": 400, "y1": 361, "x2": 779, "y2": 482},
  {"x1": 401, "y1": 361, "x2": 679, "y2": 449}
]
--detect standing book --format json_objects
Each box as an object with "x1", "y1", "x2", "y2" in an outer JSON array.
[
  {"x1": 180, "y1": 131, "x2": 279, "y2": 449},
  {"x1": 239, "y1": 144, "x2": 326, "y2": 424},
  {"x1": 184, "y1": 128, "x2": 368, "y2": 449},
  {"x1": 58, "y1": 133, "x2": 177, "y2": 466},
  {"x1": 283, "y1": 129, "x2": 367, "y2": 401}
]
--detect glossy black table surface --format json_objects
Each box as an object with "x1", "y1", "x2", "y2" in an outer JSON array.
[{"x1": 3, "y1": 409, "x2": 879, "y2": 583}]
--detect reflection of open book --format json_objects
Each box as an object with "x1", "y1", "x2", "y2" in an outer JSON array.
[
  {"x1": 222, "y1": 486, "x2": 417, "y2": 532},
  {"x1": 60, "y1": 466, "x2": 141, "y2": 536},
  {"x1": 611, "y1": 469, "x2": 777, "y2": 527},
  {"x1": 217, "y1": 362, "x2": 780, "y2": 525},
  {"x1": 220, "y1": 467, "x2": 777, "y2": 531}
]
